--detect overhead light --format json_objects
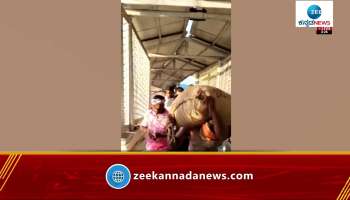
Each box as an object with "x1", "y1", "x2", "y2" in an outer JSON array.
[{"x1": 185, "y1": 19, "x2": 194, "y2": 37}]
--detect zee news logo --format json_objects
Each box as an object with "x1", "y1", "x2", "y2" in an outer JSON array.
[
  {"x1": 298, "y1": 4, "x2": 330, "y2": 27},
  {"x1": 307, "y1": 5, "x2": 322, "y2": 19},
  {"x1": 296, "y1": 1, "x2": 333, "y2": 28}
]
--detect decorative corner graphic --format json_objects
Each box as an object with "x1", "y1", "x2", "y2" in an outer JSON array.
[
  {"x1": 0, "y1": 154, "x2": 22, "y2": 192},
  {"x1": 337, "y1": 177, "x2": 350, "y2": 200}
]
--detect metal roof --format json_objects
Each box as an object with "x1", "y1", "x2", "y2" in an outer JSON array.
[{"x1": 122, "y1": 0, "x2": 231, "y2": 89}]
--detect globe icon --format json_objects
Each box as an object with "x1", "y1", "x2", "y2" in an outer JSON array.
[
  {"x1": 307, "y1": 5, "x2": 322, "y2": 19},
  {"x1": 106, "y1": 164, "x2": 131, "y2": 189},
  {"x1": 112, "y1": 171, "x2": 124, "y2": 183}
]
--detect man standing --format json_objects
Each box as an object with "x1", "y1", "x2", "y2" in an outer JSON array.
[{"x1": 164, "y1": 86, "x2": 176, "y2": 111}]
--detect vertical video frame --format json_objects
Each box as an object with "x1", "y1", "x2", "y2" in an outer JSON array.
[{"x1": 121, "y1": 0, "x2": 231, "y2": 152}]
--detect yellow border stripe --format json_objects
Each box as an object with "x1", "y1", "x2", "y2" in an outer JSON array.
[
  {"x1": 337, "y1": 177, "x2": 350, "y2": 200},
  {"x1": 341, "y1": 185, "x2": 350, "y2": 200},
  {"x1": 337, "y1": 177, "x2": 349, "y2": 200},
  {"x1": 1, "y1": 155, "x2": 18, "y2": 180},
  {"x1": 0, "y1": 155, "x2": 13, "y2": 178},
  {"x1": 342, "y1": 183, "x2": 350, "y2": 200},
  {"x1": 0, "y1": 155, "x2": 15, "y2": 179},
  {"x1": 0, "y1": 154, "x2": 22, "y2": 192}
]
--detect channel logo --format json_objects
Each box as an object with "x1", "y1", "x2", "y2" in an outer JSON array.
[
  {"x1": 105, "y1": 164, "x2": 131, "y2": 189},
  {"x1": 307, "y1": 5, "x2": 322, "y2": 19},
  {"x1": 296, "y1": 1, "x2": 333, "y2": 28}
]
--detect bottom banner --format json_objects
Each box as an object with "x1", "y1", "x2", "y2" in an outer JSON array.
[{"x1": 0, "y1": 154, "x2": 349, "y2": 200}]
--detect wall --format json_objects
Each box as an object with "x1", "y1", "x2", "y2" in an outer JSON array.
[
  {"x1": 131, "y1": 30, "x2": 151, "y2": 123},
  {"x1": 198, "y1": 57, "x2": 231, "y2": 94},
  {"x1": 122, "y1": 17, "x2": 131, "y2": 126},
  {"x1": 121, "y1": 16, "x2": 151, "y2": 127}
]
